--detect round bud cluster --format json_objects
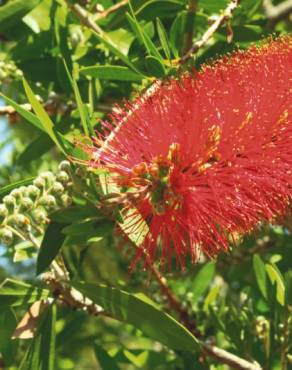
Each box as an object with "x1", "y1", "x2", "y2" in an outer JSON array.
[
  {"x1": 0, "y1": 161, "x2": 73, "y2": 248},
  {"x1": 0, "y1": 60, "x2": 23, "y2": 82}
]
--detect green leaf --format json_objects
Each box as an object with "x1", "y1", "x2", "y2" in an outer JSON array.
[
  {"x1": 253, "y1": 254, "x2": 268, "y2": 300},
  {"x1": 0, "y1": 0, "x2": 41, "y2": 32},
  {"x1": 126, "y1": 11, "x2": 163, "y2": 62},
  {"x1": 50, "y1": 205, "x2": 100, "y2": 223},
  {"x1": 0, "y1": 279, "x2": 49, "y2": 307},
  {"x1": 136, "y1": 1, "x2": 182, "y2": 21},
  {"x1": 62, "y1": 219, "x2": 113, "y2": 237},
  {"x1": 0, "y1": 307, "x2": 17, "y2": 355},
  {"x1": 266, "y1": 264, "x2": 285, "y2": 306},
  {"x1": 19, "y1": 304, "x2": 57, "y2": 370},
  {"x1": 94, "y1": 343, "x2": 121, "y2": 370},
  {"x1": 63, "y1": 61, "x2": 93, "y2": 136},
  {"x1": 36, "y1": 222, "x2": 67, "y2": 275},
  {"x1": 0, "y1": 178, "x2": 35, "y2": 199},
  {"x1": 192, "y1": 262, "x2": 216, "y2": 302},
  {"x1": 169, "y1": 11, "x2": 187, "y2": 58},
  {"x1": 80, "y1": 65, "x2": 143, "y2": 81},
  {"x1": 22, "y1": 78, "x2": 67, "y2": 154},
  {"x1": 145, "y1": 56, "x2": 166, "y2": 77},
  {"x1": 17, "y1": 135, "x2": 53, "y2": 165},
  {"x1": 198, "y1": 0, "x2": 229, "y2": 13},
  {"x1": 0, "y1": 92, "x2": 44, "y2": 132},
  {"x1": 156, "y1": 18, "x2": 171, "y2": 61},
  {"x1": 72, "y1": 282, "x2": 200, "y2": 352},
  {"x1": 93, "y1": 31, "x2": 141, "y2": 74}
]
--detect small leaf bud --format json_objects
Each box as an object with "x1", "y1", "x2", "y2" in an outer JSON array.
[{"x1": 0, "y1": 228, "x2": 14, "y2": 246}]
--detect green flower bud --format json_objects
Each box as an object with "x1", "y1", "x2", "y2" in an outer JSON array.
[
  {"x1": 50, "y1": 182, "x2": 64, "y2": 196},
  {"x1": 0, "y1": 228, "x2": 14, "y2": 246},
  {"x1": 57, "y1": 171, "x2": 70, "y2": 185},
  {"x1": 10, "y1": 189, "x2": 22, "y2": 199},
  {"x1": 32, "y1": 208, "x2": 48, "y2": 224},
  {"x1": 33, "y1": 177, "x2": 46, "y2": 189},
  {"x1": 60, "y1": 194, "x2": 72, "y2": 207},
  {"x1": 3, "y1": 195, "x2": 16, "y2": 211},
  {"x1": 19, "y1": 197, "x2": 34, "y2": 212},
  {"x1": 27, "y1": 185, "x2": 40, "y2": 200},
  {"x1": 40, "y1": 171, "x2": 55, "y2": 186},
  {"x1": 0, "y1": 204, "x2": 8, "y2": 222},
  {"x1": 58, "y1": 160, "x2": 71, "y2": 173},
  {"x1": 19, "y1": 186, "x2": 28, "y2": 197},
  {"x1": 7, "y1": 214, "x2": 30, "y2": 231},
  {"x1": 39, "y1": 195, "x2": 57, "y2": 209},
  {"x1": 32, "y1": 208, "x2": 47, "y2": 224}
]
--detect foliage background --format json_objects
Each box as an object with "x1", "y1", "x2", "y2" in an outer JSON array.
[{"x1": 0, "y1": 0, "x2": 291, "y2": 369}]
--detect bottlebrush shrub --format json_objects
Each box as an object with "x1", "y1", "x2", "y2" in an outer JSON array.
[{"x1": 85, "y1": 36, "x2": 292, "y2": 269}]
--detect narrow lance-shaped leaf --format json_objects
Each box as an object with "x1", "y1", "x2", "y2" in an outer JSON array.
[
  {"x1": 37, "y1": 222, "x2": 67, "y2": 275},
  {"x1": 156, "y1": 18, "x2": 172, "y2": 61},
  {"x1": 72, "y1": 281, "x2": 200, "y2": 352},
  {"x1": 253, "y1": 254, "x2": 268, "y2": 300},
  {"x1": 19, "y1": 304, "x2": 57, "y2": 370},
  {"x1": 266, "y1": 263, "x2": 285, "y2": 306},
  {"x1": 22, "y1": 78, "x2": 67, "y2": 155},
  {"x1": 0, "y1": 279, "x2": 49, "y2": 307},
  {"x1": 80, "y1": 65, "x2": 144, "y2": 81},
  {"x1": 126, "y1": 12, "x2": 163, "y2": 62},
  {"x1": 0, "y1": 92, "x2": 44, "y2": 132},
  {"x1": 63, "y1": 60, "x2": 93, "y2": 136}
]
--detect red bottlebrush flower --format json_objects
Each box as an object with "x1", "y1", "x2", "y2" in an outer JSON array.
[{"x1": 87, "y1": 36, "x2": 292, "y2": 269}]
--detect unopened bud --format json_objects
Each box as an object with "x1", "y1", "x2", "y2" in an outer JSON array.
[
  {"x1": 32, "y1": 209, "x2": 47, "y2": 224},
  {"x1": 10, "y1": 189, "x2": 21, "y2": 199},
  {"x1": 58, "y1": 160, "x2": 71, "y2": 173},
  {"x1": 0, "y1": 228, "x2": 14, "y2": 246},
  {"x1": 3, "y1": 195, "x2": 16, "y2": 210},
  {"x1": 0, "y1": 204, "x2": 8, "y2": 222},
  {"x1": 60, "y1": 194, "x2": 72, "y2": 207},
  {"x1": 19, "y1": 197, "x2": 33, "y2": 212},
  {"x1": 39, "y1": 195, "x2": 57, "y2": 209},
  {"x1": 40, "y1": 171, "x2": 55, "y2": 185},
  {"x1": 50, "y1": 182, "x2": 64, "y2": 195},
  {"x1": 33, "y1": 177, "x2": 46, "y2": 189},
  {"x1": 57, "y1": 171, "x2": 70, "y2": 185},
  {"x1": 27, "y1": 185, "x2": 40, "y2": 200}
]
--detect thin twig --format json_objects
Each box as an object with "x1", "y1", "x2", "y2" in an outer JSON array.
[
  {"x1": 65, "y1": 1, "x2": 104, "y2": 35},
  {"x1": 180, "y1": 0, "x2": 240, "y2": 64},
  {"x1": 144, "y1": 257, "x2": 261, "y2": 370},
  {"x1": 262, "y1": 0, "x2": 292, "y2": 23},
  {"x1": 202, "y1": 343, "x2": 262, "y2": 370},
  {"x1": 94, "y1": 0, "x2": 129, "y2": 21}
]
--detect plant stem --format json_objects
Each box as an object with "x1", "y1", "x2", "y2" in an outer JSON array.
[
  {"x1": 94, "y1": 0, "x2": 129, "y2": 21},
  {"x1": 180, "y1": 0, "x2": 240, "y2": 64}
]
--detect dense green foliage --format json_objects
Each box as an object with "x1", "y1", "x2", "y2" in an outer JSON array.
[{"x1": 0, "y1": 0, "x2": 291, "y2": 369}]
